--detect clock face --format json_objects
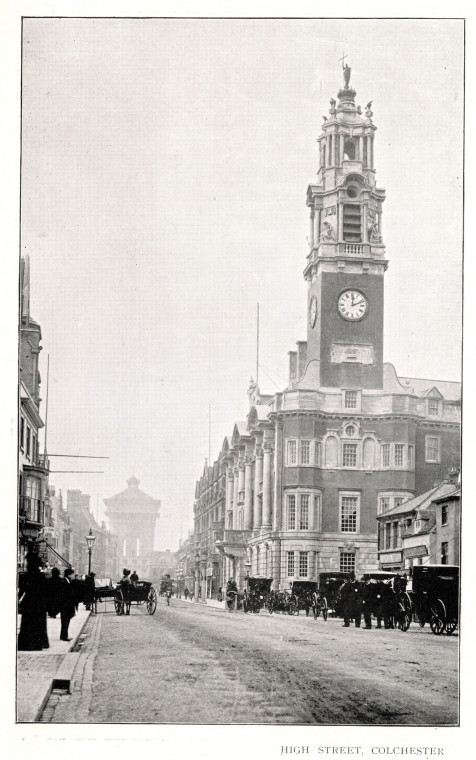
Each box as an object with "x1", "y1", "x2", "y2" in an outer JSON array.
[
  {"x1": 309, "y1": 296, "x2": 318, "y2": 328},
  {"x1": 338, "y1": 290, "x2": 368, "y2": 321}
]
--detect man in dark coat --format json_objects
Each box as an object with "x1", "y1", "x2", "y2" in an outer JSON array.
[
  {"x1": 59, "y1": 568, "x2": 76, "y2": 641},
  {"x1": 18, "y1": 552, "x2": 49, "y2": 651},
  {"x1": 84, "y1": 572, "x2": 96, "y2": 611},
  {"x1": 339, "y1": 579, "x2": 362, "y2": 627},
  {"x1": 47, "y1": 566, "x2": 63, "y2": 618}
]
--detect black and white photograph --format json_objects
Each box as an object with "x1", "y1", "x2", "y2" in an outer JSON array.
[{"x1": 8, "y1": 8, "x2": 466, "y2": 750}]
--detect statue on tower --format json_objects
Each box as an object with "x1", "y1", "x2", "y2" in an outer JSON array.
[{"x1": 342, "y1": 61, "x2": 351, "y2": 88}]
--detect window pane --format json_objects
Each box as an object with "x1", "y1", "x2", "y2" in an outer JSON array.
[
  {"x1": 287, "y1": 440, "x2": 297, "y2": 465},
  {"x1": 287, "y1": 551, "x2": 295, "y2": 576},
  {"x1": 408, "y1": 445, "x2": 414, "y2": 469},
  {"x1": 394, "y1": 444, "x2": 404, "y2": 467},
  {"x1": 343, "y1": 444, "x2": 357, "y2": 467},
  {"x1": 287, "y1": 495, "x2": 296, "y2": 529},
  {"x1": 340, "y1": 552, "x2": 355, "y2": 573},
  {"x1": 341, "y1": 496, "x2": 357, "y2": 532},
  {"x1": 300, "y1": 494, "x2": 309, "y2": 529},
  {"x1": 382, "y1": 444, "x2": 390, "y2": 467},
  {"x1": 298, "y1": 551, "x2": 308, "y2": 577},
  {"x1": 441, "y1": 505, "x2": 448, "y2": 525},
  {"x1": 345, "y1": 391, "x2": 357, "y2": 409},
  {"x1": 300, "y1": 440, "x2": 311, "y2": 465},
  {"x1": 425, "y1": 436, "x2": 440, "y2": 462},
  {"x1": 380, "y1": 497, "x2": 390, "y2": 513},
  {"x1": 428, "y1": 399, "x2": 439, "y2": 415}
]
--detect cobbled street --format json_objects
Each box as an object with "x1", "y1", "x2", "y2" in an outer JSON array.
[{"x1": 40, "y1": 597, "x2": 458, "y2": 726}]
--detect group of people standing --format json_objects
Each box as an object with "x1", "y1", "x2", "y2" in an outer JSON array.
[
  {"x1": 338, "y1": 578, "x2": 400, "y2": 629},
  {"x1": 17, "y1": 551, "x2": 92, "y2": 651}
]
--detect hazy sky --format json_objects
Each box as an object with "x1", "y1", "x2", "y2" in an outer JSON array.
[{"x1": 20, "y1": 18, "x2": 463, "y2": 550}]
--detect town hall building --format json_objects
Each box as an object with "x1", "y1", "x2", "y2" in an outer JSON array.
[{"x1": 191, "y1": 65, "x2": 461, "y2": 597}]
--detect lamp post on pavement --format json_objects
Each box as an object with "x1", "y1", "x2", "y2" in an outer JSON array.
[{"x1": 85, "y1": 529, "x2": 96, "y2": 575}]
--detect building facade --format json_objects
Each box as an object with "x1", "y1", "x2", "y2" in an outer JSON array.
[
  {"x1": 104, "y1": 477, "x2": 160, "y2": 578},
  {"x1": 18, "y1": 256, "x2": 51, "y2": 569},
  {"x1": 67, "y1": 489, "x2": 119, "y2": 577},
  {"x1": 192, "y1": 66, "x2": 461, "y2": 593}
]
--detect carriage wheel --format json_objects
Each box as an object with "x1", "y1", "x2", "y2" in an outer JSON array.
[
  {"x1": 397, "y1": 612, "x2": 411, "y2": 632},
  {"x1": 430, "y1": 600, "x2": 446, "y2": 635},
  {"x1": 147, "y1": 588, "x2": 157, "y2": 615},
  {"x1": 321, "y1": 597, "x2": 328, "y2": 621},
  {"x1": 445, "y1": 617, "x2": 457, "y2": 635},
  {"x1": 114, "y1": 590, "x2": 124, "y2": 616}
]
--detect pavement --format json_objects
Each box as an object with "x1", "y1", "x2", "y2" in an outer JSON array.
[{"x1": 16, "y1": 608, "x2": 91, "y2": 722}]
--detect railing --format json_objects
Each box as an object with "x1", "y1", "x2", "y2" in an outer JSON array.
[{"x1": 344, "y1": 243, "x2": 363, "y2": 255}]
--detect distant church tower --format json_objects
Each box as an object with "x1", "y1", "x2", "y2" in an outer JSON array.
[
  {"x1": 104, "y1": 477, "x2": 160, "y2": 578},
  {"x1": 302, "y1": 64, "x2": 386, "y2": 390}
]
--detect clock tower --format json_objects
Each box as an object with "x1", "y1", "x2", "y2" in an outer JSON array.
[{"x1": 301, "y1": 65, "x2": 387, "y2": 390}]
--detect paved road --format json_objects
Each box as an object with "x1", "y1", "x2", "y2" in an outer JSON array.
[{"x1": 42, "y1": 598, "x2": 458, "y2": 725}]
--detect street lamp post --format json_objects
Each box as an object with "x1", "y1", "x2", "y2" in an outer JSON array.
[{"x1": 85, "y1": 528, "x2": 96, "y2": 575}]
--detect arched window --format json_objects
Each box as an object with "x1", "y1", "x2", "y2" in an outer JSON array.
[
  {"x1": 325, "y1": 436, "x2": 338, "y2": 467},
  {"x1": 363, "y1": 438, "x2": 376, "y2": 469}
]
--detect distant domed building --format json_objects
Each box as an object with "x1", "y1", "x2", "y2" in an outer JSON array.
[{"x1": 104, "y1": 476, "x2": 160, "y2": 578}]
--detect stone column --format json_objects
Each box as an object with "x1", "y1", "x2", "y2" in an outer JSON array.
[
  {"x1": 272, "y1": 423, "x2": 283, "y2": 532},
  {"x1": 226, "y1": 467, "x2": 233, "y2": 523},
  {"x1": 314, "y1": 206, "x2": 320, "y2": 245},
  {"x1": 253, "y1": 449, "x2": 263, "y2": 530},
  {"x1": 237, "y1": 459, "x2": 245, "y2": 527},
  {"x1": 326, "y1": 134, "x2": 331, "y2": 166},
  {"x1": 363, "y1": 203, "x2": 368, "y2": 243},
  {"x1": 262, "y1": 443, "x2": 273, "y2": 529},
  {"x1": 338, "y1": 201, "x2": 343, "y2": 241},
  {"x1": 339, "y1": 133, "x2": 344, "y2": 165},
  {"x1": 309, "y1": 208, "x2": 315, "y2": 248},
  {"x1": 244, "y1": 456, "x2": 253, "y2": 530},
  {"x1": 359, "y1": 135, "x2": 363, "y2": 162},
  {"x1": 232, "y1": 465, "x2": 239, "y2": 529}
]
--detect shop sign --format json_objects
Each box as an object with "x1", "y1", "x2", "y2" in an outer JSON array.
[
  {"x1": 379, "y1": 552, "x2": 402, "y2": 564},
  {"x1": 403, "y1": 545, "x2": 428, "y2": 559}
]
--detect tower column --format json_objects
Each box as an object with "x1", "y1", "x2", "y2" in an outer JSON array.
[
  {"x1": 338, "y1": 202, "x2": 344, "y2": 241},
  {"x1": 339, "y1": 133, "x2": 344, "y2": 165},
  {"x1": 363, "y1": 203, "x2": 368, "y2": 243},
  {"x1": 309, "y1": 208, "x2": 315, "y2": 248},
  {"x1": 326, "y1": 134, "x2": 331, "y2": 166},
  {"x1": 253, "y1": 449, "x2": 263, "y2": 530},
  {"x1": 261, "y1": 443, "x2": 273, "y2": 529},
  {"x1": 359, "y1": 135, "x2": 364, "y2": 162},
  {"x1": 244, "y1": 457, "x2": 253, "y2": 530}
]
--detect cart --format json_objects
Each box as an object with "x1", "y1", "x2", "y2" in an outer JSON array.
[
  {"x1": 317, "y1": 571, "x2": 353, "y2": 617},
  {"x1": 411, "y1": 565, "x2": 459, "y2": 635},
  {"x1": 114, "y1": 580, "x2": 157, "y2": 616},
  {"x1": 360, "y1": 571, "x2": 412, "y2": 631},
  {"x1": 242, "y1": 576, "x2": 273, "y2": 613}
]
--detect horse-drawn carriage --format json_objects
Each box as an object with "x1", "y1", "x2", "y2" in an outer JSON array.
[
  {"x1": 286, "y1": 581, "x2": 328, "y2": 619},
  {"x1": 242, "y1": 576, "x2": 273, "y2": 613},
  {"x1": 114, "y1": 580, "x2": 157, "y2": 616},
  {"x1": 318, "y1": 571, "x2": 353, "y2": 617},
  {"x1": 267, "y1": 588, "x2": 298, "y2": 615},
  {"x1": 410, "y1": 564, "x2": 459, "y2": 635},
  {"x1": 360, "y1": 571, "x2": 412, "y2": 631}
]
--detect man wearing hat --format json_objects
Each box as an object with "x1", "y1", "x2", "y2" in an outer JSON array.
[{"x1": 59, "y1": 567, "x2": 76, "y2": 641}]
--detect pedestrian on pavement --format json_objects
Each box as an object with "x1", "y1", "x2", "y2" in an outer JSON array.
[
  {"x1": 17, "y1": 551, "x2": 49, "y2": 651},
  {"x1": 47, "y1": 566, "x2": 63, "y2": 618},
  {"x1": 120, "y1": 568, "x2": 132, "y2": 615},
  {"x1": 84, "y1": 572, "x2": 96, "y2": 611},
  {"x1": 59, "y1": 567, "x2": 77, "y2": 641}
]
